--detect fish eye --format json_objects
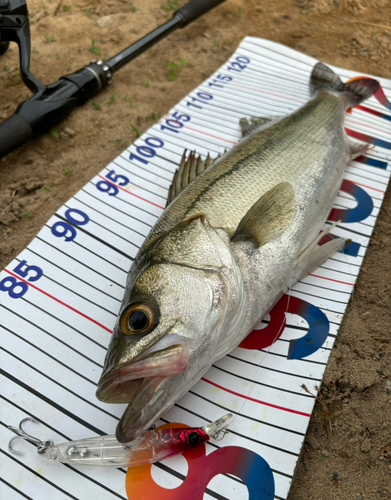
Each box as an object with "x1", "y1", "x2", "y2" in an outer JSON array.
[{"x1": 120, "y1": 302, "x2": 157, "y2": 335}]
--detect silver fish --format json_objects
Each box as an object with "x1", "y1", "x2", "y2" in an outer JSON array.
[{"x1": 96, "y1": 63, "x2": 379, "y2": 443}]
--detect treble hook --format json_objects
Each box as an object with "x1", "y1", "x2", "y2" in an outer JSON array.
[{"x1": 7, "y1": 417, "x2": 53, "y2": 456}]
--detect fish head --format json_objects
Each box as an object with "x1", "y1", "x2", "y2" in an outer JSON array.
[{"x1": 96, "y1": 215, "x2": 244, "y2": 442}]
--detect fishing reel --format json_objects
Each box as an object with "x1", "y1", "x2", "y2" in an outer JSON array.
[
  {"x1": 0, "y1": 0, "x2": 227, "y2": 159},
  {"x1": 0, "y1": 0, "x2": 42, "y2": 93},
  {"x1": 0, "y1": 0, "x2": 113, "y2": 158}
]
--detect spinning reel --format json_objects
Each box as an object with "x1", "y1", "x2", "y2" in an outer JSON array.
[{"x1": 0, "y1": 0, "x2": 226, "y2": 158}]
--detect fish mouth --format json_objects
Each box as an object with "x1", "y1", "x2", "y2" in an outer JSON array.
[{"x1": 96, "y1": 341, "x2": 189, "y2": 405}]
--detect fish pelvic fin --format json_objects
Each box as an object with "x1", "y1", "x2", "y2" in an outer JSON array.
[
  {"x1": 293, "y1": 222, "x2": 350, "y2": 284},
  {"x1": 167, "y1": 150, "x2": 225, "y2": 207},
  {"x1": 310, "y1": 62, "x2": 379, "y2": 109},
  {"x1": 231, "y1": 182, "x2": 295, "y2": 247}
]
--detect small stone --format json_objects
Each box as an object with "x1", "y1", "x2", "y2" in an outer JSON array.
[
  {"x1": 386, "y1": 380, "x2": 391, "y2": 394},
  {"x1": 64, "y1": 127, "x2": 76, "y2": 137},
  {"x1": 361, "y1": 438, "x2": 372, "y2": 453},
  {"x1": 97, "y1": 15, "x2": 118, "y2": 30},
  {"x1": 307, "y1": 434, "x2": 320, "y2": 450},
  {"x1": 356, "y1": 495, "x2": 364, "y2": 500}
]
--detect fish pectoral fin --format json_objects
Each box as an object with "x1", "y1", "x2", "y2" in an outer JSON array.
[
  {"x1": 231, "y1": 182, "x2": 295, "y2": 247},
  {"x1": 239, "y1": 116, "x2": 281, "y2": 137},
  {"x1": 293, "y1": 222, "x2": 351, "y2": 283},
  {"x1": 167, "y1": 150, "x2": 225, "y2": 206}
]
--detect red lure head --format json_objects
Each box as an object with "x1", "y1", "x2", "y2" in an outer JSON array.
[
  {"x1": 178, "y1": 428, "x2": 209, "y2": 447},
  {"x1": 139, "y1": 414, "x2": 232, "y2": 465}
]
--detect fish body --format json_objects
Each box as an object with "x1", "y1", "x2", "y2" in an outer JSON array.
[{"x1": 96, "y1": 63, "x2": 379, "y2": 443}]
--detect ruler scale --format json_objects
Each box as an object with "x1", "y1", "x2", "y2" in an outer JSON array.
[{"x1": 1, "y1": 37, "x2": 391, "y2": 500}]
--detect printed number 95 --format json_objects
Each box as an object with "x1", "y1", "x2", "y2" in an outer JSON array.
[{"x1": 97, "y1": 170, "x2": 129, "y2": 196}]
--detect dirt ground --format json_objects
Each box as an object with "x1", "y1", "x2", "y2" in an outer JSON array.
[{"x1": 1, "y1": 0, "x2": 391, "y2": 498}]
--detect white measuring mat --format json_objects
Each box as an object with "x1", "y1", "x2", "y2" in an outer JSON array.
[{"x1": 1, "y1": 37, "x2": 390, "y2": 500}]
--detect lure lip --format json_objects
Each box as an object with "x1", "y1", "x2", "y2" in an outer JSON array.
[{"x1": 203, "y1": 413, "x2": 233, "y2": 439}]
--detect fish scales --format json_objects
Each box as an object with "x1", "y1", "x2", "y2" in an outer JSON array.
[
  {"x1": 152, "y1": 94, "x2": 347, "y2": 253},
  {"x1": 96, "y1": 63, "x2": 379, "y2": 443}
]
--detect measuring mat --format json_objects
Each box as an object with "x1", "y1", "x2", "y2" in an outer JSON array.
[{"x1": 1, "y1": 37, "x2": 391, "y2": 500}]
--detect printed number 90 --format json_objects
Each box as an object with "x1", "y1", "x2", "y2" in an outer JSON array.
[{"x1": 51, "y1": 208, "x2": 90, "y2": 242}]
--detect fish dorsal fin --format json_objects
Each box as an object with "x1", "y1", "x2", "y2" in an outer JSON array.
[
  {"x1": 240, "y1": 116, "x2": 273, "y2": 137},
  {"x1": 166, "y1": 150, "x2": 223, "y2": 207},
  {"x1": 231, "y1": 182, "x2": 295, "y2": 247}
]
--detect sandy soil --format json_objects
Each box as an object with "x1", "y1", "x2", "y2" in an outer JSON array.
[{"x1": 1, "y1": 0, "x2": 391, "y2": 498}]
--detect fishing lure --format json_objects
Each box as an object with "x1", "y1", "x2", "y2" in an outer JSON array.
[{"x1": 7, "y1": 413, "x2": 232, "y2": 467}]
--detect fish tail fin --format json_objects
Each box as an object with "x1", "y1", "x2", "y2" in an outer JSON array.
[
  {"x1": 344, "y1": 75, "x2": 379, "y2": 106},
  {"x1": 310, "y1": 62, "x2": 379, "y2": 109}
]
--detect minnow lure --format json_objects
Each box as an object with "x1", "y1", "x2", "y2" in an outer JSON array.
[{"x1": 7, "y1": 413, "x2": 232, "y2": 467}]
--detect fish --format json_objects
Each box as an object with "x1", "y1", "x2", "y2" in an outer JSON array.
[{"x1": 96, "y1": 62, "x2": 379, "y2": 443}]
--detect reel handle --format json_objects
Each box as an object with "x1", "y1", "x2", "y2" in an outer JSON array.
[
  {"x1": 0, "y1": 114, "x2": 33, "y2": 158},
  {"x1": 0, "y1": 0, "x2": 45, "y2": 93}
]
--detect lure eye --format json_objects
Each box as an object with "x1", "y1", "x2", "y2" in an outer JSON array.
[
  {"x1": 120, "y1": 302, "x2": 157, "y2": 335},
  {"x1": 186, "y1": 432, "x2": 201, "y2": 446}
]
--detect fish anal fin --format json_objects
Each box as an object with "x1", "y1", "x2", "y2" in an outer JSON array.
[
  {"x1": 166, "y1": 150, "x2": 223, "y2": 206},
  {"x1": 349, "y1": 142, "x2": 374, "y2": 160},
  {"x1": 231, "y1": 182, "x2": 295, "y2": 247},
  {"x1": 293, "y1": 223, "x2": 350, "y2": 283}
]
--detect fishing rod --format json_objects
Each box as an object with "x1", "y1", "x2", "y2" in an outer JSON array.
[{"x1": 0, "y1": 0, "x2": 227, "y2": 159}]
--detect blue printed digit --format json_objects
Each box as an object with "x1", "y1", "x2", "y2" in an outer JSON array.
[
  {"x1": 0, "y1": 260, "x2": 44, "y2": 299},
  {"x1": 51, "y1": 208, "x2": 90, "y2": 242},
  {"x1": 106, "y1": 170, "x2": 129, "y2": 186},
  {"x1": 64, "y1": 208, "x2": 89, "y2": 226},
  {"x1": 51, "y1": 221, "x2": 77, "y2": 241},
  {"x1": 161, "y1": 113, "x2": 190, "y2": 134},
  {"x1": 13, "y1": 260, "x2": 43, "y2": 282},
  {"x1": 96, "y1": 181, "x2": 119, "y2": 196},
  {"x1": 228, "y1": 55, "x2": 250, "y2": 72},
  {"x1": 0, "y1": 276, "x2": 28, "y2": 299},
  {"x1": 130, "y1": 136, "x2": 165, "y2": 163}
]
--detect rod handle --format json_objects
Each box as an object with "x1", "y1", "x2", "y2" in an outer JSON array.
[
  {"x1": 0, "y1": 114, "x2": 33, "y2": 159},
  {"x1": 174, "y1": 0, "x2": 227, "y2": 27}
]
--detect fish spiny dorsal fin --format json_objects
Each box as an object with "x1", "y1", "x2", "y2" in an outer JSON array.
[
  {"x1": 231, "y1": 182, "x2": 295, "y2": 247},
  {"x1": 166, "y1": 150, "x2": 224, "y2": 207}
]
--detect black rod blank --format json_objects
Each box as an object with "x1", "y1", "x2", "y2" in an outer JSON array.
[{"x1": 106, "y1": 0, "x2": 227, "y2": 74}]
